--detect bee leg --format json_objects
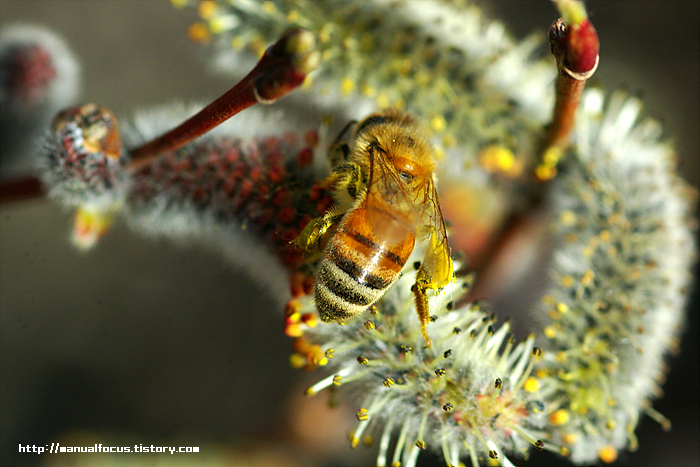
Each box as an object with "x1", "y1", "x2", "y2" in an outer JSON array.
[
  {"x1": 293, "y1": 207, "x2": 345, "y2": 256},
  {"x1": 412, "y1": 265, "x2": 434, "y2": 348},
  {"x1": 326, "y1": 117, "x2": 358, "y2": 169},
  {"x1": 324, "y1": 161, "x2": 365, "y2": 209},
  {"x1": 336, "y1": 161, "x2": 365, "y2": 198}
]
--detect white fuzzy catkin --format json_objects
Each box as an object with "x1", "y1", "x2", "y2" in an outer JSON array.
[
  {"x1": 295, "y1": 259, "x2": 553, "y2": 467},
  {"x1": 535, "y1": 89, "x2": 696, "y2": 464},
  {"x1": 1, "y1": 24, "x2": 81, "y2": 178},
  {"x1": 182, "y1": 0, "x2": 553, "y2": 163}
]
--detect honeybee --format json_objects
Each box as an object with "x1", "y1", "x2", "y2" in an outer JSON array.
[{"x1": 295, "y1": 109, "x2": 453, "y2": 347}]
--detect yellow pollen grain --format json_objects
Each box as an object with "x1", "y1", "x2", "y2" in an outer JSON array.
[
  {"x1": 341, "y1": 78, "x2": 355, "y2": 95},
  {"x1": 400, "y1": 59, "x2": 413, "y2": 74},
  {"x1": 301, "y1": 75, "x2": 313, "y2": 89},
  {"x1": 562, "y1": 275, "x2": 575, "y2": 288},
  {"x1": 582, "y1": 270, "x2": 595, "y2": 286},
  {"x1": 262, "y1": 1, "x2": 277, "y2": 15},
  {"x1": 479, "y1": 145, "x2": 514, "y2": 173},
  {"x1": 431, "y1": 115, "x2": 447, "y2": 132},
  {"x1": 599, "y1": 230, "x2": 612, "y2": 242},
  {"x1": 209, "y1": 18, "x2": 230, "y2": 34},
  {"x1": 535, "y1": 164, "x2": 557, "y2": 181},
  {"x1": 549, "y1": 409, "x2": 570, "y2": 426},
  {"x1": 544, "y1": 325, "x2": 556, "y2": 338},
  {"x1": 434, "y1": 146, "x2": 445, "y2": 161},
  {"x1": 556, "y1": 302, "x2": 569, "y2": 313},
  {"x1": 562, "y1": 433, "x2": 577, "y2": 445},
  {"x1": 305, "y1": 315, "x2": 318, "y2": 328},
  {"x1": 543, "y1": 146, "x2": 563, "y2": 166},
  {"x1": 560, "y1": 210, "x2": 576, "y2": 226},
  {"x1": 598, "y1": 445, "x2": 618, "y2": 464},
  {"x1": 376, "y1": 92, "x2": 390, "y2": 108},
  {"x1": 342, "y1": 37, "x2": 357, "y2": 50},
  {"x1": 392, "y1": 98, "x2": 405, "y2": 109},
  {"x1": 605, "y1": 362, "x2": 616, "y2": 374},
  {"x1": 441, "y1": 133, "x2": 456, "y2": 148},
  {"x1": 524, "y1": 377, "x2": 539, "y2": 392},
  {"x1": 287, "y1": 10, "x2": 299, "y2": 22},
  {"x1": 318, "y1": 29, "x2": 331, "y2": 43},
  {"x1": 605, "y1": 420, "x2": 616, "y2": 430},
  {"x1": 187, "y1": 23, "x2": 211, "y2": 43},
  {"x1": 496, "y1": 147, "x2": 516, "y2": 171},
  {"x1": 565, "y1": 232, "x2": 578, "y2": 244},
  {"x1": 414, "y1": 70, "x2": 430, "y2": 85},
  {"x1": 251, "y1": 38, "x2": 266, "y2": 58},
  {"x1": 542, "y1": 295, "x2": 556, "y2": 305},
  {"x1": 230, "y1": 36, "x2": 244, "y2": 50},
  {"x1": 72, "y1": 206, "x2": 113, "y2": 248},
  {"x1": 312, "y1": 355, "x2": 328, "y2": 366},
  {"x1": 360, "y1": 85, "x2": 376, "y2": 97},
  {"x1": 289, "y1": 353, "x2": 306, "y2": 369},
  {"x1": 197, "y1": 0, "x2": 217, "y2": 19}
]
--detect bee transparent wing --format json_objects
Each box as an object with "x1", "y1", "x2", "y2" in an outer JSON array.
[
  {"x1": 419, "y1": 180, "x2": 453, "y2": 288},
  {"x1": 364, "y1": 147, "x2": 422, "y2": 244}
]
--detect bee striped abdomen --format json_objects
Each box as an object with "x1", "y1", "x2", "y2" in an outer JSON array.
[{"x1": 315, "y1": 207, "x2": 415, "y2": 322}]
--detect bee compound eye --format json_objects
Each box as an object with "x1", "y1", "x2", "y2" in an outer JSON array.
[{"x1": 399, "y1": 170, "x2": 414, "y2": 183}]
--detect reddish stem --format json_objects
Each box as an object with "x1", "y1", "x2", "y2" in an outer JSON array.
[
  {"x1": 0, "y1": 176, "x2": 44, "y2": 204},
  {"x1": 127, "y1": 27, "x2": 318, "y2": 172},
  {"x1": 541, "y1": 17, "x2": 599, "y2": 155}
]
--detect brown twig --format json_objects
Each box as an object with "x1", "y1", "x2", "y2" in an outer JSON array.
[
  {"x1": 0, "y1": 176, "x2": 44, "y2": 204},
  {"x1": 537, "y1": 2, "x2": 599, "y2": 180},
  {"x1": 1, "y1": 28, "x2": 319, "y2": 206},
  {"x1": 127, "y1": 27, "x2": 319, "y2": 172}
]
